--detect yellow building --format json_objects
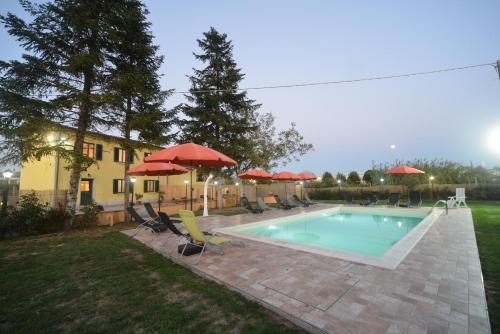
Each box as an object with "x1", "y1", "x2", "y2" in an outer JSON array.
[{"x1": 19, "y1": 127, "x2": 199, "y2": 211}]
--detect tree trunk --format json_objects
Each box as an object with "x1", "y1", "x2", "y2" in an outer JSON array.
[
  {"x1": 67, "y1": 73, "x2": 92, "y2": 220},
  {"x1": 123, "y1": 96, "x2": 132, "y2": 223}
]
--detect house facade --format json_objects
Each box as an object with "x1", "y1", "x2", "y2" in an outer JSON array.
[{"x1": 19, "y1": 128, "x2": 198, "y2": 210}]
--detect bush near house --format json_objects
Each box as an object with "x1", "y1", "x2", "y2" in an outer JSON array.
[{"x1": 0, "y1": 191, "x2": 100, "y2": 239}]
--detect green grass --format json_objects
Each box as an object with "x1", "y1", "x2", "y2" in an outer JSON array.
[
  {"x1": 317, "y1": 199, "x2": 500, "y2": 332},
  {"x1": 0, "y1": 229, "x2": 303, "y2": 334}
]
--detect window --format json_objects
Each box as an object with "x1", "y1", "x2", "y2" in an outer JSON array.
[
  {"x1": 82, "y1": 142, "x2": 103, "y2": 160},
  {"x1": 114, "y1": 148, "x2": 134, "y2": 163},
  {"x1": 144, "y1": 180, "x2": 159, "y2": 193},
  {"x1": 113, "y1": 179, "x2": 125, "y2": 194},
  {"x1": 82, "y1": 142, "x2": 95, "y2": 159},
  {"x1": 80, "y1": 180, "x2": 90, "y2": 192}
]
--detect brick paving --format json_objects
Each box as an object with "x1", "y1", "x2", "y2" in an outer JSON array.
[{"x1": 123, "y1": 205, "x2": 491, "y2": 334}]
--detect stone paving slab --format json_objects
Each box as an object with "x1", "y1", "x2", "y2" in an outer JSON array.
[{"x1": 122, "y1": 205, "x2": 491, "y2": 334}]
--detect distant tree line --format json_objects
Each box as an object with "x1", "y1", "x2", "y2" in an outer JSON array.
[{"x1": 308, "y1": 159, "x2": 500, "y2": 188}]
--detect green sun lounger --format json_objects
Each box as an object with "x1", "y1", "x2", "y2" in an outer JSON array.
[{"x1": 178, "y1": 210, "x2": 243, "y2": 263}]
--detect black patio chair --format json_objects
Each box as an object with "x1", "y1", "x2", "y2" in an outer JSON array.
[
  {"x1": 273, "y1": 195, "x2": 294, "y2": 209},
  {"x1": 304, "y1": 193, "x2": 316, "y2": 205},
  {"x1": 387, "y1": 193, "x2": 400, "y2": 207},
  {"x1": 399, "y1": 191, "x2": 422, "y2": 208},
  {"x1": 360, "y1": 194, "x2": 378, "y2": 206},
  {"x1": 343, "y1": 193, "x2": 355, "y2": 205},
  {"x1": 240, "y1": 196, "x2": 263, "y2": 213},
  {"x1": 291, "y1": 194, "x2": 310, "y2": 207},
  {"x1": 257, "y1": 196, "x2": 273, "y2": 211},
  {"x1": 144, "y1": 202, "x2": 181, "y2": 224},
  {"x1": 127, "y1": 206, "x2": 167, "y2": 235}
]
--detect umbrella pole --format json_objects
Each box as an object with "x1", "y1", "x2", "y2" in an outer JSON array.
[
  {"x1": 158, "y1": 176, "x2": 161, "y2": 212},
  {"x1": 190, "y1": 162, "x2": 193, "y2": 211}
]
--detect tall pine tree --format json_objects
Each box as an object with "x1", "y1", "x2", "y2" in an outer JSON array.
[
  {"x1": 106, "y1": 0, "x2": 177, "y2": 219},
  {"x1": 181, "y1": 27, "x2": 260, "y2": 171}
]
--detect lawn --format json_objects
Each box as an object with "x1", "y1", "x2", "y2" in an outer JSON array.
[
  {"x1": 317, "y1": 199, "x2": 500, "y2": 332},
  {"x1": 0, "y1": 226, "x2": 303, "y2": 334}
]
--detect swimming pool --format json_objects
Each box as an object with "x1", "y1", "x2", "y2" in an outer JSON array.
[{"x1": 217, "y1": 207, "x2": 440, "y2": 269}]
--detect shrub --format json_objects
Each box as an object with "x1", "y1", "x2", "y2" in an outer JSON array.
[{"x1": 73, "y1": 199, "x2": 101, "y2": 228}]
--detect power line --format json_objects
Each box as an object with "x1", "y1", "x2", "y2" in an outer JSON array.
[
  {"x1": 175, "y1": 62, "x2": 497, "y2": 94},
  {"x1": 5, "y1": 61, "x2": 497, "y2": 97}
]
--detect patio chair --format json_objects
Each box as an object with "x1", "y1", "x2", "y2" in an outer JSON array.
[
  {"x1": 144, "y1": 202, "x2": 182, "y2": 224},
  {"x1": 449, "y1": 188, "x2": 467, "y2": 208},
  {"x1": 387, "y1": 193, "x2": 400, "y2": 207},
  {"x1": 240, "y1": 196, "x2": 263, "y2": 213},
  {"x1": 360, "y1": 194, "x2": 378, "y2": 206},
  {"x1": 127, "y1": 206, "x2": 167, "y2": 235},
  {"x1": 343, "y1": 193, "x2": 355, "y2": 205},
  {"x1": 400, "y1": 191, "x2": 422, "y2": 208},
  {"x1": 257, "y1": 196, "x2": 273, "y2": 210},
  {"x1": 288, "y1": 193, "x2": 309, "y2": 207},
  {"x1": 273, "y1": 195, "x2": 294, "y2": 209},
  {"x1": 304, "y1": 192, "x2": 316, "y2": 205},
  {"x1": 178, "y1": 210, "x2": 244, "y2": 264}
]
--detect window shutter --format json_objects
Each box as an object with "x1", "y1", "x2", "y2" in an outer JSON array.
[
  {"x1": 155, "y1": 180, "x2": 159, "y2": 192},
  {"x1": 114, "y1": 148, "x2": 119, "y2": 162},
  {"x1": 112, "y1": 179, "x2": 118, "y2": 194},
  {"x1": 143, "y1": 180, "x2": 147, "y2": 192},
  {"x1": 96, "y1": 144, "x2": 103, "y2": 160},
  {"x1": 129, "y1": 150, "x2": 134, "y2": 163}
]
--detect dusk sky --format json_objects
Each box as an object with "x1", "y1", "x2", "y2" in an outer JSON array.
[{"x1": 2, "y1": 1, "x2": 500, "y2": 174}]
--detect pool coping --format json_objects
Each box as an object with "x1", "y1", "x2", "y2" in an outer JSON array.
[{"x1": 215, "y1": 206, "x2": 443, "y2": 270}]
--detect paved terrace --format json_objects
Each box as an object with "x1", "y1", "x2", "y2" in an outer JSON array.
[{"x1": 123, "y1": 205, "x2": 491, "y2": 334}]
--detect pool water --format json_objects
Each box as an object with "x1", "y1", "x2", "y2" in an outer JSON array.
[{"x1": 233, "y1": 210, "x2": 426, "y2": 257}]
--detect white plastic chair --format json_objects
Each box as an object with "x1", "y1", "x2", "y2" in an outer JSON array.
[{"x1": 448, "y1": 188, "x2": 467, "y2": 208}]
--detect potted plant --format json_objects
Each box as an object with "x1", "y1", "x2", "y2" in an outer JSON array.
[{"x1": 135, "y1": 193, "x2": 143, "y2": 205}]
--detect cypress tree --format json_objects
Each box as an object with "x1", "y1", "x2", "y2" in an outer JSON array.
[{"x1": 181, "y1": 27, "x2": 260, "y2": 170}]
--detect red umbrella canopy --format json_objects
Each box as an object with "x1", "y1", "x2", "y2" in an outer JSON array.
[
  {"x1": 272, "y1": 171, "x2": 302, "y2": 181},
  {"x1": 144, "y1": 142, "x2": 237, "y2": 168},
  {"x1": 238, "y1": 169, "x2": 273, "y2": 180},
  {"x1": 127, "y1": 162, "x2": 188, "y2": 176},
  {"x1": 298, "y1": 172, "x2": 317, "y2": 180},
  {"x1": 385, "y1": 165, "x2": 425, "y2": 175}
]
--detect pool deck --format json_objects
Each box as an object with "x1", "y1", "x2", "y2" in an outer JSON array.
[{"x1": 123, "y1": 204, "x2": 491, "y2": 334}]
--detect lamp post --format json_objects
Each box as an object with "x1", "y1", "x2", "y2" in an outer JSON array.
[
  {"x1": 337, "y1": 179, "x2": 342, "y2": 189},
  {"x1": 380, "y1": 178, "x2": 385, "y2": 193},
  {"x1": 2, "y1": 170, "x2": 13, "y2": 212},
  {"x1": 235, "y1": 182, "x2": 239, "y2": 205},
  {"x1": 299, "y1": 181, "x2": 304, "y2": 199},
  {"x1": 130, "y1": 177, "x2": 136, "y2": 206},
  {"x1": 429, "y1": 176, "x2": 435, "y2": 199},
  {"x1": 184, "y1": 180, "x2": 189, "y2": 209},
  {"x1": 47, "y1": 133, "x2": 68, "y2": 207}
]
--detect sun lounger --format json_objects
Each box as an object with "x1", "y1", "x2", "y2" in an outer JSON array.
[
  {"x1": 143, "y1": 202, "x2": 182, "y2": 224},
  {"x1": 127, "y1": 206, "x2": 167, "y2": 235},
  {"x1": 400, "y1": 191, "x2": 422, "y2": 208},
  {"x1": 257, "y1": 196, "x2": 273, "y2": 210},
  {"x1": 360, "y1": 194, "x2": 378, "y2": 206},
  {"x1": 287, "y1": 193, "x2": 309, "y2": 207},
  {"x1": 273, "y1": 195, "x2": 294, "y2": 209},
  {"x1": 240, "y1": 196, "x2": 263, "y2": 213},
  {"x1": 448, "y1": 188, "x2": 467, "y2": 208},
  {"x1": 387, "y1": 193, "x2": 400, "y2": 207},
  {"x1": 178, "y1": 210, "x2": 243, "y2": 263},
  {"x1": 343, "y1": 193, "x2": 355, "y2": 205},
  {"x1": 304, "y1": 193, "x2": 316, "y2": 205}
]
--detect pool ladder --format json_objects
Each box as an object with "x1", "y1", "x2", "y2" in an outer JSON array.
[{"x1": 432, "y1": 200, "x2": 449, "y2": 215}]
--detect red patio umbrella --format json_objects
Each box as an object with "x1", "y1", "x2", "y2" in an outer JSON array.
[
  {"x1": 144, "y1": 143, "x2": 237, "y2": 210},
  {"x1": 272, "y1": 171, "x2": 302, "y2": 204},
  {"x1": 385, "y1": 166, "x2": 425, "y2": 175},
  {"x1": 298, "y1": 172, "x2": 317, "y2": 199},
  {"x1": 238, "y1": 169, "x2": 273, "y2": 200},
  {"x1": 385, "y1": 165, "x2": 425, "y2": 196},
  {"x1": 127, "y1": 162, "x2": 188, "y2": 211}
]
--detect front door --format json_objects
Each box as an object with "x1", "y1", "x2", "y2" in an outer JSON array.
[{"x1": 80, "y1": 179, "x2": 93, "y2": 205}]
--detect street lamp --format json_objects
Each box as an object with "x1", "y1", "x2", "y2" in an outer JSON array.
[
  {"x1": 130, "y1": 177, "x2": 136, "y2": 206},
  {"x1": 299, "y1": 181, "x2": 304, "y2": 199},
  {"x1": 380, "y1": 178, "x2": 385, "y2": 193},
  {"x1": 184, "y1": 180, "x2": 189, "y2": 209},
  {"x1": 337, "y1": 179, "x2": 342, "y2": 189},
  {"x1": 235, "y1": 182, "x2": 239, "y2": 204},
  {"x1": 2, "y1": 170, "x2": 13, "y2": 212},
  {"x1": 429, "y1": 176, "x2": 435, "y2": 199}
]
